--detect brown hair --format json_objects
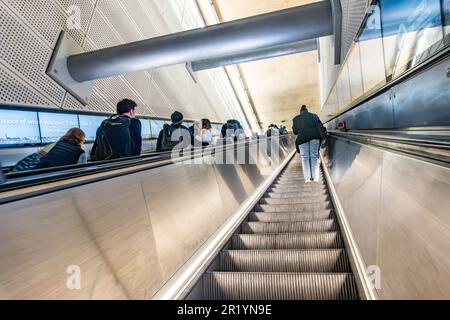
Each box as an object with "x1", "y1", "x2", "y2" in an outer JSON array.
[
  {"x1": 60, "y1": 128, "x2": 86, "y2": 145},
  {"x1": 202, "y1": 118, "x2": 212, "y2": 130}
]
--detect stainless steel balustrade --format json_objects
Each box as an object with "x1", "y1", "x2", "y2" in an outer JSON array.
[
  {"x1": 322, "y1": 134, "x2": 450, "y2": 299},
  {"x1": 0, "y1": 136, "x2": 296, "y2": 299}
]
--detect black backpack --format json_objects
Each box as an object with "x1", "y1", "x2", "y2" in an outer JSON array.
[
  {"x1": 226, "y1": 121, "x2": 240, "y2": 132},
  {"x1": 160, "y1": 124, "x2": 183, "y2": 151},
  {"x1": 91, "y1": 115, "x2": 134, "y2": 161}
]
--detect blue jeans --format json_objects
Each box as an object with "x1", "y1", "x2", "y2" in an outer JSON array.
[{"x1": 299, "y1": 139, "x2": 320, "y2": 181}]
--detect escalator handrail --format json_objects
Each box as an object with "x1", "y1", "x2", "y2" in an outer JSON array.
[
  {"x1": 329, "y1": 130, "x2": 450, "y2": 148},
  {"x1": 0, "y1": 135, "x2": 293, "y2": 203},
  {"x1": 329, "y1": 130, "x2": 450, "y2": 165}
]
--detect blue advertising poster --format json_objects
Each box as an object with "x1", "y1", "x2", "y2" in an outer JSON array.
[
  {"x1": 380, "y1": 0, "x2": 442, "y2": 35},
  {"x1": 39, "y1": 112, "x2": 79, "y2": 143},
  {"x1": 0, "y1": 109, "x2": 41, "y2": 146},
  {"x1": 358, "y1": 0, "x2": 443, "y2": 41},
  {"x1": 79, "y1": 115, "x2": 105, "y2": 142},
  {"x1": 140, "y1": 119, "x2": 151, "y2": 140},
  {"x1": 183, "y1": 122, "x2": 193, "y2": 129}
]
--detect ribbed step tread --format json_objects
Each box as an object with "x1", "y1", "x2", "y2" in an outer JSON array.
[
  {"x1": 264, "y1": 191, "x2": 329, "y2": 200},
  {"x1": 232, "y1": 233, "x2": 344, "y2": 249},
  {"x1": 273, "y1": 180, "x2": 326, "y2": 186},
  {"x1": 255, "y1": 203, "x2": 332, "y2": 213},
  {"x1": 249, "y1": 211, "x2": 334, "y2": 222},
  {"x1": 276, "y1": 178, "x2": 325, "y2": 183},
  {"x1": 242, "y1": 220, "x2": 338, "y2": 233},
  {"x1": 261, "y1": 197, "x2": 330, "y2": 205},
  {"x1": 270, "y1": 186, "x2": 328, "y2": 193},
  {"x1": 220, "y1": 249, "x2": 351, "y2": 272},
  {"x1": 204, "y1": 272, "x2": 358, "y2": 300}
]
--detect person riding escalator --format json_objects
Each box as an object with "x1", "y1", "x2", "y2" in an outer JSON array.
[{"x1": 35, "y1": 128, "x2": 87, "y2": 169}]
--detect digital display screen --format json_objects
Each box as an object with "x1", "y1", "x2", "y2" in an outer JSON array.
[
  {"x1": 212, "y1": 124, "x2": 222, "y2": 136},
  {"x1": 0, "y1": 109, "x2": 41, "y2": 146},
  {"x1": 79, "y1": 115, "x2": 105, "y2": 142},
  {"x1": 39, "y1": 112, "x2": 79, "y2": 143},
  {"x1": 150, "y1": 120, "x2": 165, "y2": 138},
  {"x1": 140, "y1": 119, "x2": 151, "y2": 140}
]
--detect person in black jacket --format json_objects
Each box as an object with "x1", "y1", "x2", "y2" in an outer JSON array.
[
  {"x1": 35, "y1": 128, "x2": 87, "y2": 169},
  {"x1": 91, "y1": 99, "x2": 142, "y2": 161},
  {"x1": 292, "y1": 105, "x2": 325, "y2": 183},
  {"x1": 117, "y1": 99, "x2": 142, "y2": 156},
  {"x1": 156, "y1": 111, "x2": 190, "y2": 152},
  {"x1": 221, "y1": 119, "x2": 244, "y2": 143}
]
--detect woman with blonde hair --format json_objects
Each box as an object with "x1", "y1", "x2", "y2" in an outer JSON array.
[{"x1": 36, "y1": 128, "x2": 87, "y2": 169}]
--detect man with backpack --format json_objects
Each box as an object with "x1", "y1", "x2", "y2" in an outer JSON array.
[
  {"x1": 156, "y1": 111, "x2": 190, "y2": 152},
  {"x1": 266, "y1": 124, "x2": 279, "y2": 137},
  {"x1": 221, "y1": 119, "x2": 244, "y2": 142},
  {"x1": 91, "y1": 99, "x2": 142, "y2": 161}
]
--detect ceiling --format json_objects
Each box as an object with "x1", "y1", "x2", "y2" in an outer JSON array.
[{"x1": 210, "y1": 0, "x2": 321, "y2": 132}]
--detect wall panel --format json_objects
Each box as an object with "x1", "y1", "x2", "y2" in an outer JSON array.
[{"x1": 0, "y1": 0, "x2": 242, "y2": 124}]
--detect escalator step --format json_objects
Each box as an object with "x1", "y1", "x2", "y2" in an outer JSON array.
[
  {"x1": 260, "y1": 197, "x2": 330, "y2": 205},
  {"x1": 241, "y1": 220, "x2": 338, "y2": 233},
  {"x1": 204, "y1": 272, "x2": 358, "y2": 300},
  {"x1": 276, "y1": 179, "x2": 325, "y2": 183},
  {"x1": 249, "y1": 211, "x2": 334, "y2": 222},
  {"x1": 272, "y1": 183, "x2": 327, "y2": 189},
  {"x1": 255, "y1": 203, "x2": 332, "y2": 213},
  {"x1": 269, "y1": 186, "x2": 328, "y2": 193},
  {"x1": 219, "y1": 249, "x2": 351, "y2": 272},
  {"x1": 232, "y1": 232, "x2": 344, "y2": 250},
  {"x1": 264, "y1": 192, "x2": 329, "y2": 200}
]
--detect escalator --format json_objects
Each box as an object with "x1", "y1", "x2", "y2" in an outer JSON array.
[{"x1": 202, "y1": 156, "x2": 359, "y2": 300}]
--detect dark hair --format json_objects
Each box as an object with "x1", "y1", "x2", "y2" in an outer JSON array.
[
  {"x1": 117, "y1": 99, "x2": 137, "y2": 115},
  {"x1": 300, "y1": 105, "x2": 308, "y2": 112},
  {"x1": 202, "y1": 118, "x2": 212, "y2": 130},
  {"x1": 171, "y1": 111, "x2": 184, "y2": 124},
  {"x1": 60, "y1": 128, "x2": 85, "y2": 145}
]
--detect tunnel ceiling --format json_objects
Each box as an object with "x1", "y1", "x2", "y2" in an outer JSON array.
[{"x1": 211, "y1": 0, "x2": 321, "y2": 131}]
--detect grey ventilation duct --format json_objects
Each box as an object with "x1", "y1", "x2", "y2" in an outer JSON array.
[
  {"x1": 190, "y1": 39, "x2": 318, "y2": 72},
  {"x1": 47, "y1": 0, "x2": 335, "y2": 104},
  {"x1": 69, "y1": 0, "x2": 332, "y2": 82}
]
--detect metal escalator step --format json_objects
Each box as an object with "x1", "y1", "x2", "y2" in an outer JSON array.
[
  {"x1": 255, "y1": 203, "x2": 332, "y2": 213},
  {"x1": 249, "y1": 211, "x2": 334, "y2": 222},
  {"x1": 232, "y1": 232, "x2": 344, "y2": 249},
  {"x1": 204, "y1": 272, "x2": 358, "y2": 300},
  {"x1": 275, "y1": 177, "x2": 325, "y2": 181},
  {"x1": 264, "y1": 192, "x2": 329, "y2": 200},
  {"x1": 260, "y1": 197, "x2": 329, "y2": 205},
  {"x1": 273, "y1": 182, "x2": 327, "y2": 189},
  {"x1": 265, "y1": 189, "x2": 328, "y2": 198},
  {"x1": 268, "y1": 183, "x2": 328, "y2": 194},
  {"x1": 275, "y1": 181, "x2": 326, "y2": 186},
  {"x1": 219, "y1": 249, "x2": 351, "y2": 272},
  {"x1": 241, "y1": 220, "x2": 338, "y2": 233}
]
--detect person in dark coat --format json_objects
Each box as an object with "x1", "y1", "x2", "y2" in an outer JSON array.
[
  {"x1": 292, "y1": 105, "x2": 325, "y2": 183},
  {"x1": 36, "y1": 128, "x2": 87, "y2": 169}
]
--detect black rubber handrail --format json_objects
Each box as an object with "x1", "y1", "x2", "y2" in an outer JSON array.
[{"x1": 0, "y1": 136, "x2": 292, "y2": 197}]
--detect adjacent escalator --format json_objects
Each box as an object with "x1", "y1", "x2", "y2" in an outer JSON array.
[{"x1": 202, "y1": 156, "x2": 359, "y2": 300}]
